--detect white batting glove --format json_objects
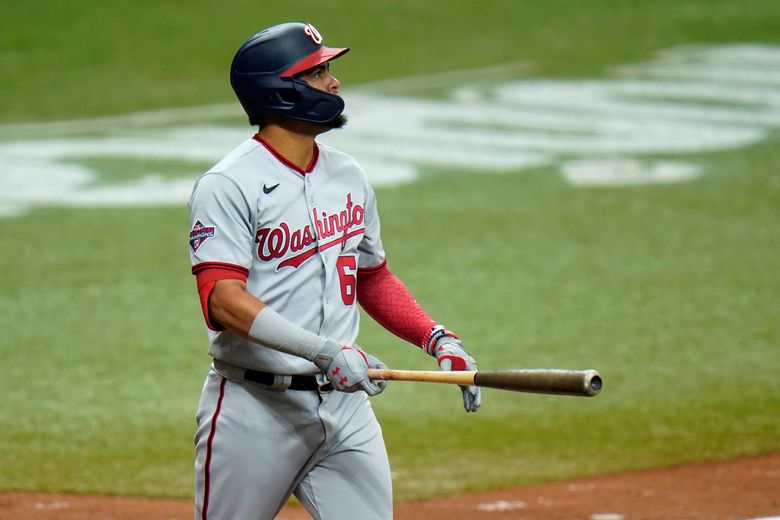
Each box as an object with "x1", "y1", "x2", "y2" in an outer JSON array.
[
  {"x1": 314, "y1": 341, "x2": 387, "y2": 396},
  {"x1": 426, "y1": 326, "x2": 481, "y2": 412}
]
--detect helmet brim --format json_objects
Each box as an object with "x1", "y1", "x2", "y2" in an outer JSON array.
[{"x1": 281, "y1": 46, "x2": 349, "y2": 77}]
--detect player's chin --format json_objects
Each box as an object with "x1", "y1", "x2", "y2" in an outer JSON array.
[{"x1": 324, "y1": 113, "x2": 348, "y2": 129}]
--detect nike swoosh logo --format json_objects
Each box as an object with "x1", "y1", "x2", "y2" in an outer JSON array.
[{"x1": 263, "y1": 183, "x2": 280, "y2": 194}]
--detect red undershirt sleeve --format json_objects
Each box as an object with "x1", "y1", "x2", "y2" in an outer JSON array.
[
  {"x1": 356, "y1": 260, "x2": 439, "y2": 350},
  {"x1": 192, "y1": 262, "x2": 249, "y2": 331}
]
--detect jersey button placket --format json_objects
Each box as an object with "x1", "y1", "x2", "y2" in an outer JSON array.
[
  {"x1": 303, "y1": 173, "x2": 331, "y2": 331},
  {"x1": 305, "y1": 175, "x2": 326, "y2": 272},
  {"x1": 306, "y1": 176, "x2": 315, "y2": 205}
]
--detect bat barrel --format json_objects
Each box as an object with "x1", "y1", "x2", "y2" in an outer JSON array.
[
  {"x1": 586, "y1": 371, "x2": 603, "y2": 396},
  {"x1": 366, "y1": 368, "x2": 603, "y2": 397},
  {"x1": 473, "y1": 369, "x2": 602, "y2": 397}
]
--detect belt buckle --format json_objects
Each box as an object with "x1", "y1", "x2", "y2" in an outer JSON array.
[
  {"x1": 316, "y1": 374, "x2": 333, "y2": 392},
  {"x1": 270, "y1": 374, "x2": 292, "y2": 391}
]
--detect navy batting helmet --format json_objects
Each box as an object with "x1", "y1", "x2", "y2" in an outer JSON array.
[{"x1": 230, "y1": 22, "x2": 349, "y2": 125}]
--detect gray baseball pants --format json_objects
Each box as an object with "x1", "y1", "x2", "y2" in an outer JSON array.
[{"x1": 193, "y1": 364, "x2": 393, "y2": 519}]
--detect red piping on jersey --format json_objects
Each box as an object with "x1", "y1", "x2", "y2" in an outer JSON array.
[
  {"x1": 357, "y1": 258, "x2": 387, "y2": 274},
  {"x1": 253, "y1": 135, "x2": 319, "y2": 175},
  {"x1": 201, "y1": 376, "x2": 227, "y2": 520},
  {"x1": 192, "y1": 261, "x2": 249, "y2": 277},
  {"x1": 277, "y1": 227, "x2": 365, "y2": 269}
]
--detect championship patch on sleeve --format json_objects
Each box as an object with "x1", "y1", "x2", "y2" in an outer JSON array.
[{"x1": 189, "y1": 220, "x2": 216, "y2": 252}]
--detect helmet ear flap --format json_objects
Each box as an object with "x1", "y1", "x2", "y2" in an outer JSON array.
[{"x1": 277, "y1": 89, "x2": 301, "y2": 104}]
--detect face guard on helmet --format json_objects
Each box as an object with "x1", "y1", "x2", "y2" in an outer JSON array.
[{"x1": 230, "y1": 22, "x2": 349, "y2": 125}]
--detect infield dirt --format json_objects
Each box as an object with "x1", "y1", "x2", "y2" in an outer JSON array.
[{"x1": 1, "y1": 453, "x2": 777, "y2": 520}]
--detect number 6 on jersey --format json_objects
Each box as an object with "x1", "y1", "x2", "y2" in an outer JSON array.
[{"x1": 337, "y1": 255, "x2": 357, "y2": 305}]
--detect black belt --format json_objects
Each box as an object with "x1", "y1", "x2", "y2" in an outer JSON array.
[{"x1": 244, "y1": 369, "x2": 333, "y2": 392}]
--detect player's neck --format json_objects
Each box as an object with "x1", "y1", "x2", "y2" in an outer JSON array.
[{"x1": 257, "y1": 120, "x2": 327, "y2": 171}]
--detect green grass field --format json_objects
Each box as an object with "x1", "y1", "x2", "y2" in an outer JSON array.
[{"x1": 1, "y1": 0, "x2": 779, "y2": 503}]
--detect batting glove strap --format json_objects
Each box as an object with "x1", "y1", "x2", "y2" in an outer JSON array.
[
  {"x1": 422, "y1": 324, "x2": 458, "y2": 356},
  {"x1": 434, "y1": 339, "x2": 474, "y2": 371}
]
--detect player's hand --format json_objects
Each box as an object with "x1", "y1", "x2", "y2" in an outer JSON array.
[
  {"x1": 433, "y1": 336, "x2": 481, "y2": 413},
  {"x1": 314, "y1": 341, "x2": 386, "y2": 396},
  {"x1": 362, "y1": 350, "x2": 389, "y2": 393}
]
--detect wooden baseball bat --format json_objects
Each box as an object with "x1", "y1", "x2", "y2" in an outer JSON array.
[{"x1": 366, "y1": 368, "x2": 602, "y2": 397}]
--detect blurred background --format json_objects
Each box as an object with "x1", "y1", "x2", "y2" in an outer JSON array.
[{"x1": 0, "y1": 0, "x2": 778, "y2": 502}]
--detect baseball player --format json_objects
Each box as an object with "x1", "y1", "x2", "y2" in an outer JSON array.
[{"x1": 188, "y1": 22, "x2": 480, "y2": 520}]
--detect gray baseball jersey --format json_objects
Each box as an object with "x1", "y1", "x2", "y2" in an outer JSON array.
[
  {"x1": 188, "y1": 135, "x2": 385, "y2": 373},
  {"x1": 188, "y1": 135, "x2": 392, "y2": 520}
]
